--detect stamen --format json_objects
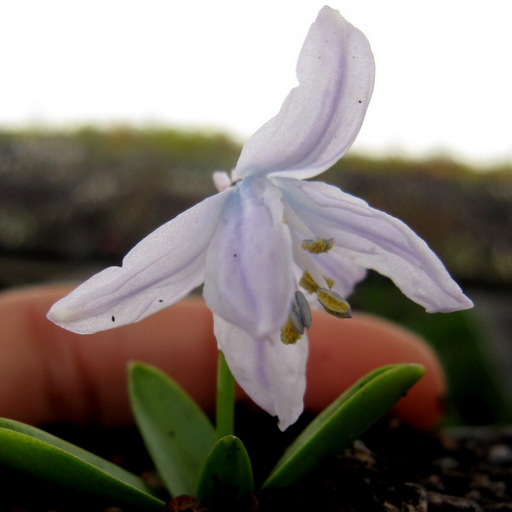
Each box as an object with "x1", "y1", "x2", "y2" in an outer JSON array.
[
  {"x1": 280, "y1": 318, "x2": 303, "y2": 345},
  {"x1": 299, "y1": 271, "x2": 320, "y2": 293},
  {"x1": 317, "y1": 288, "x2": 352, "y2": 319},
  {"x1": 289, "y1": 303, "x2": 305, "y2": 335},
  {"x1": 294, "y1": 290, "x2": 312, "y2": 329},
  {"x1": 280, "y1": 290, "x2": 312, "y2": 345},
  {"x1": 301, "y1": 238, "x2": 334, "y2": 254},
  {"x1": 324, "y1": 276, "x2": 335, "y2": 289},
  {"x1": 299, "y1": 271, "x2": 335, "y2": 294}
]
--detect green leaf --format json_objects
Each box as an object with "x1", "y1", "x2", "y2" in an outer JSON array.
[
  {"x1": 262, "y1": 363, "x2": 425, "y2": 489},
  {"x1": 196, "y1": 435, "x2": 254, "y2": 508},
  {"x1": 0, "y1": 418, "x2": 164, "y2": 510},
  {"x1": 129, "y1": 362, "x2": 217, "y2": 497}
]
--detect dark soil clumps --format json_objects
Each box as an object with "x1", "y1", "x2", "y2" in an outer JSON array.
[
  {"x1": 259, "y1": 418, "x2": 512, "y2": 511},
  {"x1": 1, "y1": 413, "x2": 511, "y2": 511}
]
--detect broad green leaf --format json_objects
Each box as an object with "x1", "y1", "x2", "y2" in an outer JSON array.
[
  {"x1": 262, "y1": 363, "x2": 425, "y2": 489},
  {"x1": 196, "y1": 435, "x2": 254, "y2": 508},
  {"x1": 0, "y1": 418, "x2": 164, "y2": 510},
  {"x1": 129, "y1": 362, "x2": 217, "y2": 497}
]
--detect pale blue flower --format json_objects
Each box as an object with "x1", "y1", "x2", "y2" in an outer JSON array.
[{"x1": 48, "y1": 6, "x2": 473, "y2": 430}]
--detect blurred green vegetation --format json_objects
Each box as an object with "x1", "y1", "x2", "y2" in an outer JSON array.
[
  {"x1": 1, "y1": 127, "x2": 511, "y2": 426},
  {"x1": 1, "y1": 127, "x2": 511, "y2": 283}
]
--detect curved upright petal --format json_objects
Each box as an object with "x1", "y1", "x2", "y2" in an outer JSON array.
[
  {"x1": 47, "y1": 190, "x2": 231, "y2": 334},
  {"x1": 235, "y1": 6, "x2": 375, "y2": 180},
  {"x1": 214, "y1": 315, "x2": 308, "y2": 431},
  {"x1": 277, "y1": 177, "x2": 473, "y2": 313},
  {"x1": 204, "y1": 177, "x2": 295, "y2": 337}
]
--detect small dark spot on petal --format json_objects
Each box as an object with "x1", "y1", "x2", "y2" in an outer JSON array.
[
  {"x1": 358, "y1": 100, "x2": 362, "y2": 104},
  {"x1": 111, "y1": 315, "x2": 115, "y2": 322},
  {"x1": 233, "y1": 253, "x2": 237, "y2": 257},
  {"x1": 159, "y1": 299, "x2": 163, "y2": 303}
]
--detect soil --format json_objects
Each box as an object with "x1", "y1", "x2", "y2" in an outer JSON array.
[{"x1": 1, "y1": 408, "x2": 511, "y2": 512}]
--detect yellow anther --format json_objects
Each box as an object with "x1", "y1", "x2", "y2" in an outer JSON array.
[
  {"x1": 317, "y1": 288, "x2": 352, "y2": 319},
  {"x1": 280, "y1": 318, "x2": 303, "y2": 345},
  {"x1": 299, "y1": 271, "x2": 320, "y2": 293},
  {"x1": 301, "y1": 238, "x2": 334, "y2": 254},
  {"x1": 324, "y1": 276, "x2": 335, "y2": 289}
]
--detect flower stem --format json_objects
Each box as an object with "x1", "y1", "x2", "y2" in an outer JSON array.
[{"x1": 216, "y1": 350, "x2": 235, "y2": 439}]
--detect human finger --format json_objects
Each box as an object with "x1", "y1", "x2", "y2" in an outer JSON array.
[
  {"x1": 305, "y1": 310, "x2": 445, "y2": 429},
  {"x1": 0, "y1": 285, "x2": 445, "y2": 428}
]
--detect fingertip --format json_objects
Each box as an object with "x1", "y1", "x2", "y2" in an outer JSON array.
[
  {"x1": 0, "y1": 285, "x2": 445, "y2": 430},
  {"x1": 305, "y1": 310, "x2": 446, "y2": 429},
  {"x1": 0, "y1": 285, "x2": 218, "y2": 426}
]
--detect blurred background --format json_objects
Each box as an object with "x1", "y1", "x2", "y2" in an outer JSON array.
[{"x1": 1, "y1": 0, "x2": 511, "y2": 426}]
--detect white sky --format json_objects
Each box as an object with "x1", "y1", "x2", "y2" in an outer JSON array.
[{"x1": 1, "y1": 0, "x2": 511, "y2": 168}]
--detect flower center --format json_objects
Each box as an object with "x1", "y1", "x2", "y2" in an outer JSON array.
[{"x1": 280, "y1": 237, "x2": 351, "y2": 344}]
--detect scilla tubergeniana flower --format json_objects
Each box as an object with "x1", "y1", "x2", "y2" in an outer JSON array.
[{"x1": 48, "y1": 6, "x2": 473, "y2": 430}]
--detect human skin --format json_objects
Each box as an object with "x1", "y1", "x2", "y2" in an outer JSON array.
[{"x1": 0, "y1": 284, "x2": 445, "y2": 429}]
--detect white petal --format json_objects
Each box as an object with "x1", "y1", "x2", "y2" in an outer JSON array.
[
  {"x1": 47, "y1": 190, "x2": 231, "y2": 333},
  {"x1": 204, "y1": 177, "x2": 295, "y2": 337},
  {"x1": 214, "y1": 315, "x2": 308, "y2": 431},
  {"x1": 235, "y1": 6, "x2": 374, "y2": 180},
  {"x1": 277, "y1": 178, "x2": 473, "y2": 313}
]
